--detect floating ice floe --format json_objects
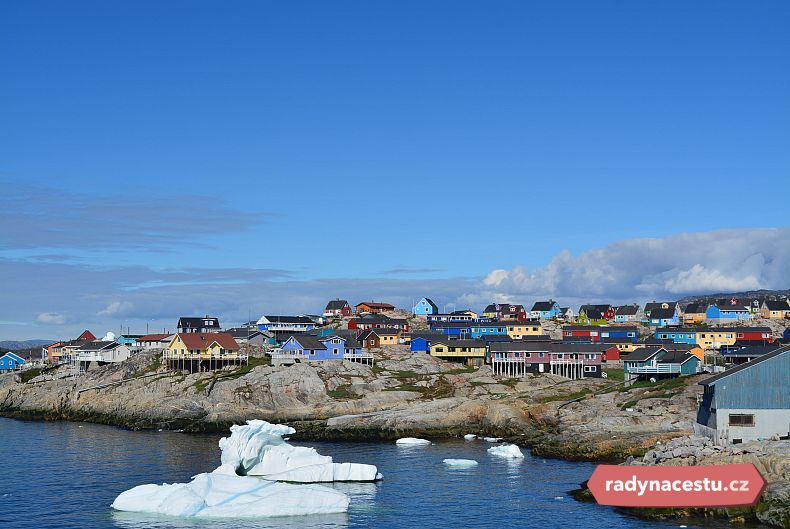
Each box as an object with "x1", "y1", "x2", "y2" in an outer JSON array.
[
  {"x1": 463, "y1": 434, "x2": 477, "y2": 440},
  {"x1": 216, "y1": 420, "x2": 381, "y2": 482},
  {"x1": 395, "y1": 437, "x2": 431, "y2": 445},
  {"x1": 112, "y1": 473, "x2": 349, "y2": 518},
  {"x1": 483, "y1": 437, "x2": 502, "y2": 442},
  {"x1": 443, "y1": 459, "x2": 478, "y2": 468},
  {"x1": 112, "y1": 420, "x2": 381, "y2": 518},
  {"x1": 487, "y1": 444, "x2": 524, "y2": 459}
]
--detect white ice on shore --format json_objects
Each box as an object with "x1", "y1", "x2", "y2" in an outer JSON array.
[
  {"x1": 395, "y1": 437, "x2": 431, "y2": 445},
  {"x1": 443, "y1": 459, "x2": 478, "y2": 468},
  {"x1": 483, "y1": 437, "x2": 502, "y2": 442},
  {"x1": 217, "y1": 420, "x2": 381, "y2": 482},
  {"x1": 487, "y1": 444, "x2": 524, "y2": 458},
  {"x1": 111, "y1": 473, "x2": 349, "y2": 518},
  {"x1": 463, "y1": 434, "x2": 476, "y2": 440}
]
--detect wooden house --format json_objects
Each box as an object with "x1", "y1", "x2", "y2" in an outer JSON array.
[
  {"x1": 164, "y1": 332, "x2": 243, "y2": 372},
  {"x1": 760, "y1": 300, "x2": 790, "y2": 319},
  {"x1": 0, "y1": 352, "x2": 25, "y2": 372},
  {"x1": 324, "y1": 299, "x2": 353, "y2": 318},
  {"x1": 623, "y1": 346, "x2": 700, "y2": 380},
  {"x1": 355, "y1": 301, "x2": 395, "y2": 314},
  {"x1": 696, "y1": 346, "x2": 790, "y2": 444},
  {"x1": 412, "y1": 297, "x2": 439, "y2": 316},
  {"x1": 429, "y1": 339, "x2": 486, "y2": 366},
  {"x1": 359, "y1": 328, "x2": 401, "y2": 348}
]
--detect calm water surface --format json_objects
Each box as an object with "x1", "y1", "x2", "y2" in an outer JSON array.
[{"x1": 0, "y1": 417, "x2": 742, "y2": 528}]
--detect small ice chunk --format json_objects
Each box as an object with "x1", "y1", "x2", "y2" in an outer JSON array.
[
  {"x1": 483, "y1": 437, "x2": 502, "y2": 442},
  {"x1": 395, "y1": 437, "x2": 431, "y2": 445},
  {"x1": 488, "y1": 444, "x2": 524, "y2": 459},
  {"x1": 463, "y1": 434, "x2": 477, "y2": 440},
  {"x1": 111, "y1": 473, "x2": 349, "y2": 518},
  {"x1": 443, "y1": 459, "x2": 478, "y2": 468}
]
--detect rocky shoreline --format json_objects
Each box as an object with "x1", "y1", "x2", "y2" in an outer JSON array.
[{"x1": 2, "y1": 348, "x2": 787, "y2": 526}]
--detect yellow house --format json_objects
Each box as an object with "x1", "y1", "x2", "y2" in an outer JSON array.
[
  {"x1": 761, "y1": 300, "x2": 790, "y2": 319},
  {"x1": 505, "y1": 321, "x2": 543, "y2": 339},
  {"x1": 429, "y1": 339, "x2": 486, "y2": 366},
  {"x1": 166, "y1": 332, "x2": 241, "y2": 360},
  {"x1": 682, "y1": 303, "x2": 707, "y2": 324},
  {"x1": 695, "y1": 330, "x2": 736, "y2": 349},
  {"x1": 607, "y1": 341, "x2": 637, "y2": 354}
]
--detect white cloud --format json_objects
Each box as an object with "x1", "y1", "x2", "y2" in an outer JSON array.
[
  {"x1": 98, "y1": 301, "x2": 134, "y2": 317},
  {"x1": 37, "y1": 312, "x2": 66, "y2": 325},
  {"x1": 474, "y1": 228, "x2": 790, "y2": 305}
]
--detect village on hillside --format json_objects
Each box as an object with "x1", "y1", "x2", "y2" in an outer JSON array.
[{"x1": 2, "y1": 294, "x2": 789, "y2": 447}]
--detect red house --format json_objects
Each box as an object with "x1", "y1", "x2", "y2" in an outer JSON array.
[
  {"x1": 348, "y1": 315, "x2": 409, "y2": 333},
  {"x1": 731, "y1": 327, "x2": 774, "y2": 342},
  {"x1": 355, "y1": 301, "x2": 395, "y2": 314},
  {"x1": 324, "y1": 299, "x2": 352, "y2": 318}
]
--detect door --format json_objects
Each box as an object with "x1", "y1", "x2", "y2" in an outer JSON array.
[{"x1": 539, "y1": 364, "x2": 544, "y2": 373}]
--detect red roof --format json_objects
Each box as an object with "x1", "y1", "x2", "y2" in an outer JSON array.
[
  {"x1": 77, "y1": 330, "x2": 96, "y2": 341},
  {"x1": 175, "y1": 332, "x2": 239, "y2": 351},
  {"x1": 138, "y1": 333, "x2": 172, "y2": 342}
]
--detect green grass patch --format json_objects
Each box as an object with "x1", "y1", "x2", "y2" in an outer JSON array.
[
  {"x1": 20, "y1": 368, "x2": 43, "y2": 383},
  {"x1": 370, "y1": 364, "x2": 385, "y2": 375},
  {"x1": 384, "y1": 383, "x2": 424, "y2": 393},
  {"x1": 142, "y1": 355, "x2": 162, "y2": 374},
  {"x1": 620, "y1": 399, "x2": 638, "y2": 410},
  {"x1": 603, "y1": 368, "x2": 624, "y2": 380},
  {"x1": 445, "y1": 365, "x2": 476, "y2": 375},
  {"x1": 539, "y1": 389, "x2": 591, "y2": 403},
  {"x1": 391, "y1": 370, "x2": 419, "y2": 379},
  {"x1": 327, "y1": 384, "x2": 361, "y2": 400},
  {"x1": 500, "y1": 378, "x2": 519, "y2": 388}
]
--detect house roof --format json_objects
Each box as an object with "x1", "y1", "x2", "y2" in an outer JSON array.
[
  {"x1": 325, "y1": 299, "x2": 350, "y2": 310},
  {"x1": 658, "y1": 351, "x2": 697, "y2": 364},
  {"x1": 531, "y1": 300, "x2": 557, "y2": 312},
  {"x1": 226, "y1": 328, "x2": 266, "y2": 340},
  {"x1": 615, "y1": 305, "x2": 639, "y2": 316},
  {"x1": 77, "y1": 330, "x2": 97, "y2": 341},
  {"x1": 644, "y1": 302, "x2": 674, "y2": 312},
  {"x1": 649, "y1": 308, "x2": 677, "y2": 320},
  {"x1": 409, "y1": 332, "x2": 448, "y2": 341},
  {"x1": 286, "y1": 335, "x2": 328, "y2": 350},
  {"x1": 418, "y1": 298, "x2": 438, "y2": 309},
  {"x1": 138, "y1": 333, "x2": 172, "y2": 342},
  {"x1": 762, "y1": 300, "x2": 790, "y2": 311},
  {"x1": 723, "y1": 345, "x2": 784, "y2": 357},
  {"x1": 355, "y1": 301, "x2": 395, "y2": 309},
  {"x1": 177, "y1": 317, "x2": 220, "y2": 329},
  {"x1": 710, "y1": 304, "x2": 750, "y2": 312},
  {"x1": 352, "y1": 316, "x2": 408, "y2": 325},
  {"x1": 175, "y1": 332, "x2": 239, "y2": 351},
  {"x1": 563, "y1": 325, "x2": 637, "y2": 332},
  {"x1": 601, "y1": 336, "x2": 633, "y2": 344},
  {"x1": 77, "y1": 341, "x2": 122, "y2": 351},
  {"x1": 483, "y1": 303, "x2": 525, "y2": 315},
  {"x1": 701, "y1": 346, "x2": 790, "y2": 386},
  {"x1": 0, "y1": 352, "x2": 25, "y2": 363},
  {"x1": 580, "y1": 304, "x2": 612, "y2": 313},
  {"x1": 683, "y1": 303, "x2": 707, "y2": 314},
  {"x1": 623, "y1": 346, "x2": 666, "y2": 361},
  {"x1": 358, "y1": 328, "x2": 401, "y2": 340},
  {"x1": 715, "y1": 326, "x2": 772, "y2": 333},
  {"x1": 260, "y1": 315, "x2": 315, "y2": 324}
]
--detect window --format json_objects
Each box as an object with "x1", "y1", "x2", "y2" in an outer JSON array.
[
  {"x1": 538, "y1": 352, "x2": 545, "y2": 358},
  {"x1": 556, "y1": 353, "x2": 564, "y2": 359},
  {"x1": 728, "y1": 414, "x2": 754, "y2": 427},
  {"x1": 585, "y1": 354, "x2": 596, "y2": 360},
  {"x1": 584, "y1": 366, "x2": 596, "y2": 372},
  {"x1": 333, "y1": 348, "x2": 339, "y2": 355}
]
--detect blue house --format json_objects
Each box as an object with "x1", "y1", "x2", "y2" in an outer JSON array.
[
  {"x1": 409, "y1": 332, "x2": 446, "y2": 353},
  {"x1": 279, "y1": 334, "x2": 362, "y2": 361},
  {"x1": 0, "y1": 352, "x2": 26, "y2": 372},
  {"x1": 530, "y1": 300, "x2": 561, "y2": 319},
  {"x1": 430, "y1": 321, "x2": 473, "y2": 337},
  {"x1": 623, "y1": 347, "x2": 700, "y2": 380},
  {"x1": 469, "y1": 322, "x2": 509, "y2": 339},
  {"x1": 647, "y1": 307, "x2": 680, "y2": 327},
  {"x1": 117, "y1": 335, "x2": 142, "y2": 346},
  {"x1": 654, "y1": 328, "x2": 698, "y2": 345},
  {"x1": 706, "y1": 304, "x2": 752, "y2": 324},
  {"x1": 413, "y1": 298, "x2": 439, "y2": 316}
]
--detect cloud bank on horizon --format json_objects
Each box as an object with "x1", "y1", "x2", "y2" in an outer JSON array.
[
  {"x1": 0, "y1": 227, "x2": 787, "y2": 340},
  {"x1": 474, "y1": 228, "x2": 790, "y2": 305}
]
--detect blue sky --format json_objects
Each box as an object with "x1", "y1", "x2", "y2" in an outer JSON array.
[{"x1": 1, "y1": 1, "x2": 789, "y2": 339}]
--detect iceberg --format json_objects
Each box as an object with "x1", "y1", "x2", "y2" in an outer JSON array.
[
  {"x1": 483, "y1": 437, "x2": 502, "y2": 442},
  {"x1": 217, "y1": 420, "x2": 381, "y2": 482},
  {"x1": 463, "y1": 434, "x2": 477, "y2": 440},
  {"x1": 112, "y1": 473, "x2": 349, "y2": 518},
  {"x1": 395, "y1": 437, "x2": 431, "y2": 445},
  {"x1": 487, "y1": 444, "x2": 524, "y2": 459},
  {"x1": 113, "y1": 420, "x2": 381, "y2": 518},
  {"x1": 443, "y1": 459, "x2": 478, "y2": 468}
]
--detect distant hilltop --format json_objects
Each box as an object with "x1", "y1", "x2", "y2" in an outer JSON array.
[
  {"x1": 0, "y1": 339, "x2": 53, "y2": 351},
  {"x1": 678, "y1": 289, "x2": 790, "y2": 306}
]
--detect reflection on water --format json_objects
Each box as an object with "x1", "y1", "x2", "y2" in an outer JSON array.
[
  {"x1": 0, "y1": 418, "x2": 740, "y2": 529},
  {"x1": 112, "y1": 511, "x2": 350, "y2": 529}
]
